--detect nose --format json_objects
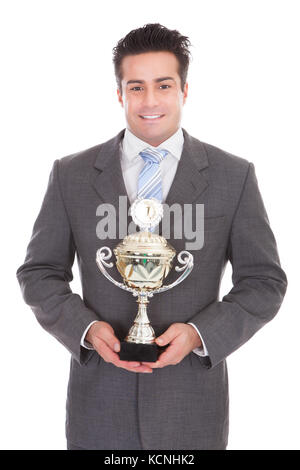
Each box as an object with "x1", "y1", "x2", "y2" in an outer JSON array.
[{"x1": 142, "y1": 88, "x2": 159, "y2": 108}]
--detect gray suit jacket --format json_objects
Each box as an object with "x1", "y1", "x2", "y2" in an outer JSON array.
[{"x1": 16, "y1": 128, "x2": 287, "y2": 450}]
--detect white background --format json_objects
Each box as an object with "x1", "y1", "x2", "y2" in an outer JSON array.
[{"x1": 1, "y1": 0, "x2": 299, "y2": 450}]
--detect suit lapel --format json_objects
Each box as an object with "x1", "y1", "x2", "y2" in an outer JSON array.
[
  {"x1": 92, "y1": 128, "x2": 129, "y2": 207},
  {"x1": 165, "y1": 128, "x2": 209, "y2": 207}
]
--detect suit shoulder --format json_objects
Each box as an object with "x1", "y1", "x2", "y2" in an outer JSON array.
[
  {"x1": 57, "y1": 142, "x2": 103, "y2": 173},
  {"x1": 56, "y1": 132, "x2": 121, "y2": 177},
  {"x1": 202, "y1": 141, "x2": 250, "y2": 173}
]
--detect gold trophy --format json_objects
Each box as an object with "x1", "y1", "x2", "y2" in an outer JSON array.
[{"x1": 96, "y1": 198, "x2": 194, "y2": 362}]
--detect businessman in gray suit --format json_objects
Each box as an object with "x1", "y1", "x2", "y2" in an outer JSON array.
[{"x1": 16, "y1": 23, "x2": 287, "y2": 450}]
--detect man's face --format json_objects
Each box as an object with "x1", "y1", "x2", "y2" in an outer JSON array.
[{"x1": 117, "y1": 51, "x2": 188, "y2": 147}]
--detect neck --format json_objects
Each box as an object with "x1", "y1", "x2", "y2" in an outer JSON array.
[{"x1": 128, "y1": 127, "x2": 180, "y2": 147}]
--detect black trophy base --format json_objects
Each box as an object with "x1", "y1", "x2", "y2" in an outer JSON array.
[{"x1": 119, "y1": 341, "x2": 161, "y2": 362}]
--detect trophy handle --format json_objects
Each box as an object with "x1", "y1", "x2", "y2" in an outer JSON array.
[
  {"x1": 96, "y1": 247, "x2": 139, "y2": 297},
  {"x1": 149, "y1": 250, "x2": 194, "y2": 296}
]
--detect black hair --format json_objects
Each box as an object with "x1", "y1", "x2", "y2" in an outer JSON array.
[{"x1": 112, "y1": 23, "x2": 192, "y2": 94}]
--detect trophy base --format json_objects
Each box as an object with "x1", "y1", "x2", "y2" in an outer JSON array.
[{"x1": 119, "y1": 341, "x2": 164, "y2": 362}]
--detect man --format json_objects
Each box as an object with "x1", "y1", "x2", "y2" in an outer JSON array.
[{"x1": 16, "y1": 23, "x2": 287, "y2": 450}]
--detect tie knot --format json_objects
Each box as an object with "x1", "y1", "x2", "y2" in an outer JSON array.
[{"x1": 139, "y1": 147, "x2": 168, "y2": 164}]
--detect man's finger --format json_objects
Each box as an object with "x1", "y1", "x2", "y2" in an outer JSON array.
[
  {"x1": 155, "y1": 324, "x2": 179, "y2": 347},
  {"x1": 114, "y1": 357, "x2": 153, "y2": 373},
  {"x1": 119, "y1": 363, "x2": 153, "y2": 373},
  {"x1": 93, "y1": 337, "x2": 120, "y2": 363},
  {"x1": 145, "y1": 343, "x2": 181, "y2": 368},
  {"x1": 95, "y1": 339, "x2": 153, "y2": 372},
  {"x1": 95, "y1": 326, "x2": 120, "y2": 353}
]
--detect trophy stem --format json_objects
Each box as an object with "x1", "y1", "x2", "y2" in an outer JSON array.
[{"x1": 125, "y1": 293, "x2": 156, "y2": 344}]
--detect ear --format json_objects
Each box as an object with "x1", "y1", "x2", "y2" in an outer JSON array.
[
  {"x1": 183, "y1": 82, "x2": 188, "y2": 105},
  {"x1": 117, "y1": 88, "x2": 124, "y2": 107}
]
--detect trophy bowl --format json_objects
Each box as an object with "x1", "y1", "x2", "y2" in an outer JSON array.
[{"x1": 114, "y1": 231, "x2": 176, "y2": 290}]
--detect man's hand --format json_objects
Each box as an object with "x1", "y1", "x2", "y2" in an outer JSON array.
[
  {"x1": 142, "y1": 323, "x2": 202, "y2": 369},
  {"x1": 85, "y1": 321, "x2": 153, "y2": 373}
]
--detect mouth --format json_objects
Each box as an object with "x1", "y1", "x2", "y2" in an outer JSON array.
[{"x1": 139, "y1": 114, "x2": 165, "y2": 121}]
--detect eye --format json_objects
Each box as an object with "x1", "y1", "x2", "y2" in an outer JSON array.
[
  {"x1": 130, "y1": 86, "x2": 143, "y2": 91},
  {"x1": 160, "y1": 84, "x2": 171, "y2": 89}
]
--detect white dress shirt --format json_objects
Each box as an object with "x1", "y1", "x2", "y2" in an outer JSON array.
[{"x1": 81, "y1": 127, "x2": 209, "y2": 357}]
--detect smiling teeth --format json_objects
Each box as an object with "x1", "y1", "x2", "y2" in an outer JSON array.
[{"x1": 142, "y1": 115, "x2": 162, "y2": 119}]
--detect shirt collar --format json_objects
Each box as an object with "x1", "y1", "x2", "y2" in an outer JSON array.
[{"x1": 121, "y1": 127, "x2": 184, "y2": 162}]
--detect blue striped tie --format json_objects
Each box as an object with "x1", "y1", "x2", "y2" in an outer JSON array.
[{"x1": 137, "y1": 147, "x2": 168, "y2": 202}]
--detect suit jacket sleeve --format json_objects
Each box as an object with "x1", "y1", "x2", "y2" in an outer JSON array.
[
  {"x1": 189, "y1": 162, "x2": 287, "y2": 369},
  {"x1": 16, "y1": 159, "x2": 100, "y2": 365}
]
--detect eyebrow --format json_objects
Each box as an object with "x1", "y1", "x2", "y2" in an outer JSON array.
[{"x1": 126, "y1": 76, "x2": 175, "y2": 86}]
